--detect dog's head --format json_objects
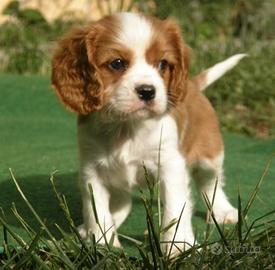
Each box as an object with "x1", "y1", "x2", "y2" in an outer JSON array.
[{"x1": 52, "y1": 13, "x2": 189, "y2": 120}]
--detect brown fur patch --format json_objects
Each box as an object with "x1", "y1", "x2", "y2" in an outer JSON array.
[{"x1": 171, "y1": 81, "x2": 224, "y2": 165}]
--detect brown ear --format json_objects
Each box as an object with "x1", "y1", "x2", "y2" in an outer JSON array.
[
  {"x1": 52, "y1": 26, "x2": 103, "y2": 115},
  {"x1": 164, "y1": 19, "x2": 190, "y2": 105}
]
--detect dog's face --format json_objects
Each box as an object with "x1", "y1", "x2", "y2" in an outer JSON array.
[{"x1": 52, "y1": 13, "x2": 189, "y2": 120}]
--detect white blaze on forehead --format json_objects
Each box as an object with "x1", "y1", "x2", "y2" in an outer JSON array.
[{"x1": 117, "y1": 13, "x2": 153, "y2": 57}]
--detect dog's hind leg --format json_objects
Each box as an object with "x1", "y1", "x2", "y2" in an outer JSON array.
[{"x1": 191, "y1": 152, "x2": 238, "y2": 224}]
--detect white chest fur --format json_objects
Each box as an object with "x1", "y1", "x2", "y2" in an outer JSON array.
[{"x1": 78, "y1": 114, "x2": 180, "y2": 190}]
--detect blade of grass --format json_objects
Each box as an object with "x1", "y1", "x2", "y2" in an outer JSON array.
[
  {"x1": 88, "y1": 183, "x2": 112, "y2": 250},
  {"x1": 50, "y1": 174, "x2": 97, "y2": 264},
  {"x1": 0, "y1": 215, "x2": 27, "y2": 248},
  {"x1": 156, "y1": 126, "x2": 163, "y2": 228},
  {"x1": 54, "y1": 224, "x2": 79, "y2": 253},
  {"x1": 0, "y1": 208, "x2": 9, "y2": 247},
  {"x1": 168, "y1": 203, "x2": 186, "y2": 258},
  {"x1": 143, "y1": 198, "x2": 163, "y2": 257},
  {"x1": 13, "y1": 228, "x2": 48, "y2": 270},
  {"x1": 9, "y1": 169, "x2": 75, "y2": 269},
  {"x1": 237, "y1": 184, "x2": 243, "y2": 243},
  {"x1": 11, "y1": 203, "x2": 35, "y2": 239},
  {"x1": 243, "y1": 209, "x2": 275, "y2": 242},
  {"x1": 143, "y1": 164, "x2": 155, "y2": 209},
  {"x1": 0, "y1": 219, "x2": 51, "y2": 270},
  {"x1": 117, "y1": 233, "x2": 143, "y2": 246},
  {"x1": 91, "y1": 255, "x2": 111, "y2": 270},
  {"x1": 243, "y1": 157, "x2": 272, "y2": 218},
  {"x1": 198, "y1": 179, "x2": 219, "y2": 269},
  {"x1": 136, "y1": 245, "x2": 152, "y2": 269},
  {"x1": 146, "y1": 215, "x2": 158, "y2": 269},
  {"x1": 52, "y1": 180, "x2": 114, "y2": 264},
  {"x1": 202, "y1": 193, "x2": 229, "y2": 248},
  {"x1": 160, "y1": 218, "x2": 177, "y2": 235}
]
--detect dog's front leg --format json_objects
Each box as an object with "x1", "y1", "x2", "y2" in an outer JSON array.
[
  {"x1": 78, "y1": 167, "x2": 120, "y2": 247},
  {"x1": 160, "y1": 153, "x2": 195, "y2": 255}
]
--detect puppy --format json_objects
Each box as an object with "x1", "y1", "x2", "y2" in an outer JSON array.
[{"x1": 52, "y1": 12, "x2": 245, "y2": 253}]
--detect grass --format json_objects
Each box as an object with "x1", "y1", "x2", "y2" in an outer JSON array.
[{"x1": 0, "y1": 74, "x2": 275, "y2": 268}]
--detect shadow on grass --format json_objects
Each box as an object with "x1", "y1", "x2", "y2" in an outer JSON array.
[
  {"x1": 0, "y1": 173, "x2": 208, "y2": 251},
  {"x1": 0, "y1": 174, "x2": 146, "y2": 249},
  {"x1": 0, "y1": 173, "x2": 82, "y2": 237}
]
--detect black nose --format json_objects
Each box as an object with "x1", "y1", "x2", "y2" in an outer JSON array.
[{"x1": 135, "y1": 84, "x2": 156, "y2": 102}]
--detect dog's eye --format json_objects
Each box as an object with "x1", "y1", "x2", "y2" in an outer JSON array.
[
  {"x1": 109, "y1": 59, "x2": 127, "y2": 71},
  {"x1": 158, "y1": 59, "x2": 168, "y2": 71}
]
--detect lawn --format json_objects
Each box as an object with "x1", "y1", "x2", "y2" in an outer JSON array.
[{"x1": 0, "y1": 73, "x2": 275, "y2": 257}]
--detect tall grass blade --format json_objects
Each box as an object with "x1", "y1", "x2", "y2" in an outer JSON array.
[
  {"x1": 9, "y1": 169, "x2": 75, "y2": 269},
  {"x1": 88, "y1": 183, "x2": 112, "y2": 250},
  {"x1": 13, "y1": 229, "x2": 48, "y2": 270},
  {"x1": 118, "y1": 233, "x2": 143, "y2": 246},
  {"x1": 168, "y1": 203, "x2": 186, "y2": 258},
  {"x1": 11, "y1": 203, "x2": 35, "y2": 239},
  {"x1": 202, "y1": 193, "x2": 229, "y2": 248},
  {"x1": 0, "y1": 215, "x2": 26, "y2": 248},
  {"x1": 146, "y1": 215, "x2": 158, "y2": 269},
  {"x1": 143, "y1": 198, "x2": 162, "y2": 257},
  {"x1": 50, "y1": 173, "x2": 97, "y2": 263},
  {"x1": 237, "y1": 184, "x2": 243, "y2": 242},
  {"x1": 243, "y1": 157, "x2": 272, "y2": 217},
  {"x1": 157, "y1": 126, "x2": 163, "y2": 228},
  {"x1": 243, "y1": 209, "x2": 275, "y2": 242}
]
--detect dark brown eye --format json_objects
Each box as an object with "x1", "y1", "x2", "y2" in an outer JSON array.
[
  {"x1": 158, "y1": 59, "x2": 168, "y2": 71},
  {"x1": 109, "y1": 58, "x2": 127, "y2": 71}
]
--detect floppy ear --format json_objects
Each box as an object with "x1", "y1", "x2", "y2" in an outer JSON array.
[
  {"x1": 164, "y1": 19, "x2": 190, "y2": 105},
  {"x1": 52, "y1": 26, "x2": 103, "y2": 115}
]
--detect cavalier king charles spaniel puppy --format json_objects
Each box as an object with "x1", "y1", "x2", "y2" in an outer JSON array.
[{"x1": 52, "y1": 12, "x2": 246, "y2": 254}]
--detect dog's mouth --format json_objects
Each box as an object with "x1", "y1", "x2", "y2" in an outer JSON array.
[
  {"x1": 101, "y1": 100, "x2": 166, "y2": 121},
  {"x1": 125, "y1": 100, "x2": 156, "y2": 113}
]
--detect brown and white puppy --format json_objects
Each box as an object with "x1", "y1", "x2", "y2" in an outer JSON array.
[{"x1": 52, "y1": 12, "x2": 245, "y2": 253}]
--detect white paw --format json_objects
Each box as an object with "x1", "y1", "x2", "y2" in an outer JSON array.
[
  {"x1": 112, "y1": 236, "x2": 122, "y2": 248},
  {"x1": 161, "y1": 230, "x2": 196, "y2": 257},
  {"x1": 208, "y1": 207, "x2": 238, "y2": 224},
  {"x1": 77, "y1": 224, "x2": 121, "y2": 248},
  {"x1": 162, "y1": 240, "x2": 196, "y2": 257},
  {"x1": 78, "y1": 224, "x2": 88, "y2": 239}
]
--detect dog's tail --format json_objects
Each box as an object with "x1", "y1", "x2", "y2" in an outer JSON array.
[{"x1": 192, "y1": 54, "x2": 247, "y2": 91}]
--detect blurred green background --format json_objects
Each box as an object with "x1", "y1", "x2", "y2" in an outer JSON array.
[{"x1": 1, "y1": 0, "x2": 275, "y2": 137}]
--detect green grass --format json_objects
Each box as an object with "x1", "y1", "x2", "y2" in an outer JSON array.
[{"x1": 0, "y1": 74, "x2": 275, "y2": 268}]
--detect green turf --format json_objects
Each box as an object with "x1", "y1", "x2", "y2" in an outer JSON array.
[{"x1": 0, "y1": 74, "x2": 275, "y2": 252}]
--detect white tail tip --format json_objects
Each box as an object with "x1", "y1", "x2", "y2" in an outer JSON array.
[
  {"x1": 193, "y1": 53, "x2": 248, "y2": 91},
  {"x1": 206, "y1": 54, "x2": 248, "y2": 87}
]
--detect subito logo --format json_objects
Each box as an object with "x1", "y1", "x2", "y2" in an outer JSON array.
[{"x1": 211, "y1": 243, "x2": 223, "y2": 255}]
